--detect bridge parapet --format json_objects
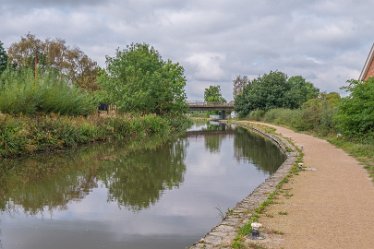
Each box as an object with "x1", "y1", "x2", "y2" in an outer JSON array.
[
  {"x1": 187, "y1": 101, "x2": 234, "y2": 115},
  {"x1": 187, "y1": 101, "x2": 234, "y2": 108}
]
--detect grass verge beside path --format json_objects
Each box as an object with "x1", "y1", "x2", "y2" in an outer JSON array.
[
  {"x1": 231, "y1": 122, "x2": 303, "y2": 249},
  {"x1": 327, "y1": 137, "x2": 374, "y2": 180}
]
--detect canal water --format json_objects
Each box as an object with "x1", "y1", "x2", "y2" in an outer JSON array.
[{"x1": 0, "y1": 122, "x2": 285, "y2": 249}]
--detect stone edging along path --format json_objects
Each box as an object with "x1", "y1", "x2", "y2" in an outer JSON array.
[{"x1": 188, "y1": 122, "x2": 300, "y2": 249}]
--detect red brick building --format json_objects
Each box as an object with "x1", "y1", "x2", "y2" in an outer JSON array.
[{"x1": 359, "y1": 43, "x2": 374, "y2": 81}]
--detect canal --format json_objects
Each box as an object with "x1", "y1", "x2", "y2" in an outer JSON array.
[{"x1": 0, "y1": 122, "x2": 285, "y2": 249}]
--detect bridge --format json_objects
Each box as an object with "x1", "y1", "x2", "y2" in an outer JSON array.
[{"x1": 187, "y1": 102, "x2": 234, "y2": 111}]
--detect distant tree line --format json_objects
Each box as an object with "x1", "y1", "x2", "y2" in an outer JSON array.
[
  {"x1": 234, "y1": 71, "x2": 319, "y2": 117},
  {"x1": 234, "y1": 71, "x2": 374, "y2": 141}
]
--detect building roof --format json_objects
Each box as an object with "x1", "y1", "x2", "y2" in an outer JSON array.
[{"x1": 359, "y1": 42, "x2": 374, "y2": 81}]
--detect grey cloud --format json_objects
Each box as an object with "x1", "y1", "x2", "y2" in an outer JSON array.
[{"x1": 1, "y1": 0, "x2": 374, "y2": 100}]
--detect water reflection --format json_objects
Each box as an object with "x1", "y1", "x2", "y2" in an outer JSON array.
[
  {"x1": 0, "y1": 123, "x2": 285, "y2": 249},
  {"x1": 0, "y1": 137, "x2": 186, "y2": 214},
  {"x1": 99, "y1": 139, "x2": 187, "y2": 211},
  {"x1": 234, "y1": 128, "x2": 286, "y2": 173}
]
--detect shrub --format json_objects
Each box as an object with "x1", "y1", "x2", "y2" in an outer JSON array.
[
  {"x1": 335, "y1": 78, "x2": 374, "y2": 138},
  {"x1": 262, "y1": 108, "x2": 305, "y2": 130},
  {"x1": 247, "y1": 109, "x2": 266, "y2": 121}
]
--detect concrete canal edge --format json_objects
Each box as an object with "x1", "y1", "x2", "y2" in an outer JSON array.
[{"x1": 188, "y1": 122, "x2": 300, "y2": 249}]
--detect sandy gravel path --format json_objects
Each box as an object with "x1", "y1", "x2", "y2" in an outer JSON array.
[{"x1": 243, "y1": 122, "x2": 374, "y2": 249}]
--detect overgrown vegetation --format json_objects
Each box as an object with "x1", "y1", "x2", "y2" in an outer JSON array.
[
  {"x1": 0, "y1": 113, "x2": 183, "y2": 158},
  {"x1": 0, "y1": 35, "x2": 192, "y2": 158},
  {"x1": 0, "y1": 69, "x2": 96, "y2": 116},
  {"x1": 248, "y1": 92, "x2": 341, "y2": 136}
]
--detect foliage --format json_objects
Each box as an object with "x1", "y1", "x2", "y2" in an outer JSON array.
[
  {"x1": 99, "y1": 43, "x2": 187, "y2": 115},
  {"x1": 286, "y1": 75, "x2": 320, "y2": 108},
  {"x1": 0, "y1": 68, "x2": 96, "y2": 115},
  {"x1": 301, "y1": 92, "x2": 340, "y2": 134},
  {"x1": 246, "y1": 92, "x2": 341, "y2": 135},
  {"x1": 334, "y1": 78, "x2": 374, "y2": 138},
  {"x1": 0, "y1": 113, "x2": 179, "y2": 158},
  {"x1": 0, "y1": 40, "x2": 7, "y2": 74},
  {"x1": 263, "y1": 108, "x2": 305, "y2": 130},
  {"x1": 204, "y1": 85, "x2": 226, "y2": 103},
  {"x1": 234, "y1": 71, "x2": 319, "y2": 117},
  {"x1": 8, "y1": 33, "x2": 99, "y2": 91}
]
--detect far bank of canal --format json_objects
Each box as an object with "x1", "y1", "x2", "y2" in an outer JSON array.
[{"x1": 0, "y1": 122, "x2": 286, "y2": 249}]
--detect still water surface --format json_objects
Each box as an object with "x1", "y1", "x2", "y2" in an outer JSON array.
[{"x1": 0, "y1": 123, "x2": 285, "y2": 249}]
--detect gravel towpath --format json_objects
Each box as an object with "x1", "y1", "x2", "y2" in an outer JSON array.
[{"x1": 244, "y1": 122, "x2": 374, "y2": 249}]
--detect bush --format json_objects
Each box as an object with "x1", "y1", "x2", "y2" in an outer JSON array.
[
  {"x1": 335, "y1": 78, "x2": 374, "y2": 138},
  {"x1": 246, "y1": 92, "x2": 341, "y2": 135},
  {"x1": 0, "y1": 69, "x2": 96, "y2": 116},
  {"x1": 247, "y1": 109, "x2": 266, "y2": 121},
  {"x1": 262, "y1": 108, "x2": 305, "y2": 130}
]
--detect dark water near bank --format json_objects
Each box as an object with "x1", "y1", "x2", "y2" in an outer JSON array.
[{"x1": 0, "y1": 123, "x2": 285, "y2": 249}]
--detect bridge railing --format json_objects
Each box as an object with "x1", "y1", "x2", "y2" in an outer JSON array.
[{"x1": 187, "y1": 101, "x2": 234, "y2": 107}]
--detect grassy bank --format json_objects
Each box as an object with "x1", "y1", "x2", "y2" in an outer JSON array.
[
  {"x1": 0, "y1": 113, "x2": 189, "y2": 158},
  {"x1": 327, "y1": 137, "x2": 374, "y2": 180}
]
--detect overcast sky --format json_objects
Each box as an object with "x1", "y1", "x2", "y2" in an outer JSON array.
[{"x1": 1, "y1": 0, "x2": 373, "y2": 100}]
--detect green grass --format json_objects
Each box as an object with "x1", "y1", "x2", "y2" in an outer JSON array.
[
  {"x1": 0, "y1": 69, "x2": 96, "y2": 116},
  {"x1": 232, "y1": 159, "x2": 301, "y2": 248},
  {"x1": 328, "y1": 136, "x2": 374, "y2": 180}
]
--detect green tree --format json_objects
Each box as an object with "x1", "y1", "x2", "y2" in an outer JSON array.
[
  {"x1": 99, "y1": 43, "x2": 187, "y2": 115},
  {"x1": 234, "y1": 71, "x2": 319, "y2": 117},
  {"x1": 286, "y1": 75, "x2": 319, "y2": 108},
  {"x1": 0, "y1": 40, "x2": 7, "y2": 74},
  {"x1": 204, "y1": 85, "x2": 226, "y2": 103},
  {"x1": 334, "y1": 78, "x2": 374, "y2": 137}
]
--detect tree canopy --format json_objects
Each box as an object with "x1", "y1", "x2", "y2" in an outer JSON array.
[
  {"x1": 99, "y1": 43, "x2": 187, "y2": 115},
  {"x1": 8, "y1": 33, "x2": 99, "y2": 91},
  {"x1": 234, "y1": 71, "x2": 319, "y2": 117},
  {"x1": 204, "y1": 85, "x2": 226, "y2": 103},
  {"x1": 0, "y1": 40, "x2": 7, "y2": 74}
]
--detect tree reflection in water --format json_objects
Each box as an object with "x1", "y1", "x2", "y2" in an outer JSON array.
[
  {"x1": 234, "y1": 128, "x2": 286, "y2": 173},
  {"x1": 0, "y1": 136, "x2": 187, "y2": 214},
  {"x1": 0, "y1": 124, "x2": 285, "y2": 216}
]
